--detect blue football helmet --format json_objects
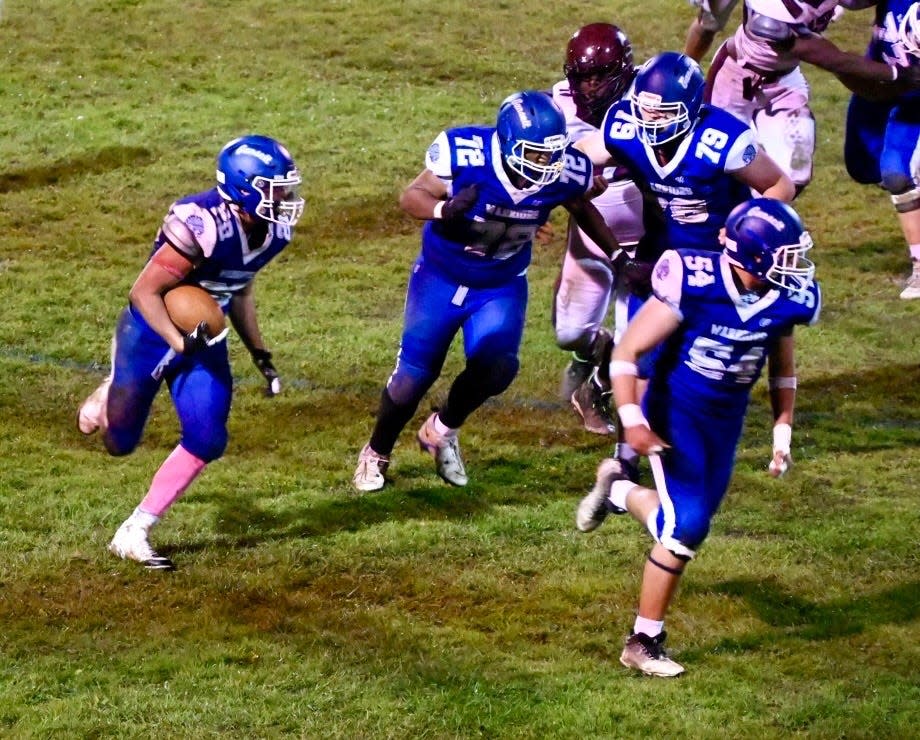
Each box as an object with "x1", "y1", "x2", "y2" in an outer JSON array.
[
  {"x1": 629, "y1": 52, "x2": 705, "y2": 146},
  {"x1": 723, "y1": 198, "x2": 815, "y2": 293},
  {"x1": 496, "y1": 91, "x2": 570, "y2": 187},
  {"x1": 216, "y1": 135, "x2": 305, "y2": 226}
]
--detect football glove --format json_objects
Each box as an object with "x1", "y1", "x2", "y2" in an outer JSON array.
[
  {"x1": 251, "y1": 348, "x2": 281, "y2": 397},
  {"x1": 182, "y1": 321, "x2": 228, "y2": 355},
  {"x1": 440, "y1": 184, "x2": 478, "y2": 222},
  {"x1": 619, "y1": 257, "x2": 655, "y2": 298}
]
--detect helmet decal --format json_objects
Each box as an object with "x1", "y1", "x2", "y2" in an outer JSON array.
[{"x1": 215, "y1": 134, "x2": 305, "y2": 226}]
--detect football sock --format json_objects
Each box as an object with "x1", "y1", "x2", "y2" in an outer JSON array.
[
  {"x1": 610, "y1": 479, "x2": 635, "y2": 511},
  {"x1": 909, "y1": 244, "x2": 920, "y2": 262},
  {"x1": 139, "y1": 444, "x2": 207, "y2": 517},
  {"x1": 433, "y1": 413, "x2": 457, "y2": 438},
  {"x1": 128, "y1": 507, "x2": 160, "y2": 531},
  {"x1": 634, "y1": 616, "x2": 664, "y2": 638},
  {"x1": 614, "y1": 442, "x2": 639, "y2": 467}
]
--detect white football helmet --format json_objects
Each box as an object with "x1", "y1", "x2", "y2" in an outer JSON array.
[{"x1": 899, "y1": 3, "x2": 920, "y2": 59}]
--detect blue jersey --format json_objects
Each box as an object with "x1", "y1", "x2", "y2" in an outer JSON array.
[
  {"x1": 152, "y1": 188, "x2": 294, "y2": 308},
  {"x1": 104, "y1": 189, "x2": 296, "y2": 462},
  {"x1": 600, "y1": 101, "x2": 758, "y2": 259},
  {"x1": 868, "y1": 0, "x2": 918, "y2": 64},
  {"x1": 420, "y1": 125, "x2": 593, "y2": 288},
  {"x1": 647, "y1": 248, "x2": 821, "y2": 418},
  {"x1": 865, "y1": 0, "x2": 920, "y2": 107}
]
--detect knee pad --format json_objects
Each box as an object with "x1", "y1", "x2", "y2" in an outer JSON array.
[
  {"x1": 386, "y1": 361, "x2": 438, "y2": 406},
  {"x1": 103, "y1": 430, "x2": 140, "y2": 457},
  {"x1": 881, "y1": 172, "x2": 913, "y2": 195},
  {"x1": 673, "y1": 511, "x2": 712, "y2": 554},
  {"x1": 181, "y1": 427, "x2": 228, "y2": 463},
  {"x1": 468, "y1": 354, "x2": 519, "y2": 396},
  {"x1": 881, "y1": 175, "x2": 920, "y2": 213}
]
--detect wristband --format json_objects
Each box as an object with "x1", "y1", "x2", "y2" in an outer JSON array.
[
  {"x1": 618, "y1": 403, "x2": 648, "y2": 429},
  {"x1": 610, "y1": 360, "x2": 639, "y2": 377},
  {"x1": 772, "y1": 422, "x2": 792, "y2": 453},
  {"x1": 890, "y1": 65, "x2": 898, "y2": 81},
  {"x1": 433, "y1": 201, "x2": 444, "y2": 220},
  {"x1": 768, "y1": 376, "x2": 797, "y2": 390}
]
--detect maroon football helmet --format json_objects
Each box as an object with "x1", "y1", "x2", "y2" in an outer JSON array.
[{"x1": 563, "y1": 23, "x2": 634, "y2": 127}]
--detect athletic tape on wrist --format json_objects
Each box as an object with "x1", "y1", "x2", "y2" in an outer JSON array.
[
  {"x1": 618, "y1": 403, "x2": 648, "y2": 428},
  {"x1": 610, "y1": 360, "x2": 639, "y2": 377},
  {"x1": 773, "y1": 422, "x2": 792, "y2": 453}
]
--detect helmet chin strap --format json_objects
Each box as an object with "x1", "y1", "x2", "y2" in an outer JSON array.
[{"x1": 728, "y1": 262, "x2": 769, "y2": 295}]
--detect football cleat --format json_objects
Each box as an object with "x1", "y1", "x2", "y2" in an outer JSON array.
[
  {"x1": 353, "y1": 444, "x2": 389, "y2": 492},
  {"x1": 417, "y1": 413, "x2": 468, "y2": 486},
  {"x1": 559, "y1": 357, "x2": 595, "y2": 401},
  {"x1": 108, "y1": 520, "x2": 175, "y2": 571},
  {"x1": 77, "y1": 378, "x2": 111, "y2": 435},
  {"x1": 900, "y1": 260, "x2": 920, "y2": 300},
  {"x1": 620, "y1": 631, "x2": 685, "y2": 677},
  {"x1": 576, "y1": 457, "x2": 630, "y2": 532},
  {"x1": 571, "y1": 376, "x2": 617, "y2": 435}
]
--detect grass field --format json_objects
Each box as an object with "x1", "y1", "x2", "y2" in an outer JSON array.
[{"x1": 0, "y1": 1, "x2": 918, "y2": 737}]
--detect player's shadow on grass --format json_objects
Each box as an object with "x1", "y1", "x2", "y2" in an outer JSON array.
[
  {"x1": 772, "y1": 362, "x2": 920, "y2": 454},
  {"x1": 177, "y1": 453, "x2": 570, "y2": 556},
  {"x1": 0, "y1": 146, "x2": 155, "y2": 192},
  {"x1": 705, "y1": 576, "x2": 919, "y2": 652}
]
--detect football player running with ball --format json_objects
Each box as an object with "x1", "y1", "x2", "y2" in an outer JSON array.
[
  {"x1": 353, "y1": 91, "x2": 621, "y2": 492},
  {"x1": 576, "y1": 198, "x2": 820, "y2": 677},
  {"x1": 78, "y1": 135, "x2": 304, "y2": 570}
]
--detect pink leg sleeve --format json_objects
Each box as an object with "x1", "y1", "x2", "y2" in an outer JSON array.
[{"x1": 138, "y1": 444, "x2": 207, "y2": 517}]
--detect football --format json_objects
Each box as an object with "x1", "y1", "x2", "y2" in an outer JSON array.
[{"x1": 163, "y1": 285, "x2": 226, "y2": 337}]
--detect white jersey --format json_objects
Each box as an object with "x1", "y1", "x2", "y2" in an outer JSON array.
[{"x1": 732, "y1": 0, "x2": 841, "y2": 74}]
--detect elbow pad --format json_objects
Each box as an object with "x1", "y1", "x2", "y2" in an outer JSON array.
[{"x1": 745, "y1": 13, "x2": 794, "y2": 46}]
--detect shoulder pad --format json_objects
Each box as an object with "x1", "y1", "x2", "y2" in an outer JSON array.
[{"x1": 746, "y1": 12, "x2": 794, "y2": 44}]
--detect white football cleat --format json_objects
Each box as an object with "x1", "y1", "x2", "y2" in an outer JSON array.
[
  {"x1": 900, "y1": 260, "x2": 920, "y2": 300},
  {"x1": 77, "y1": 378, "x2": 111, "y2": 435},
  {"x1": 620, "y1": 631, "x2": 685, "y2": 677},
  {"x1": 108, "y1": 520, "x2": 175, "y2": 571},
  {"x1": 576, "y1": 457, "x2": 629, "y2": 532},
  {"x1": 417, "y1": 413, "x2": 468, "y2": 486},
  {"x1": 353, "y1": 444, "x2": 389, "y2": 492}
]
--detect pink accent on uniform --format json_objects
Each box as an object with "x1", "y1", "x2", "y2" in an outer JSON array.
[
  {"x1": 138, "y1": 444, "x2": 207, "y2": 517},
  {"x1": 150, "y1": 249, "x2": 188, "y2": 279}
]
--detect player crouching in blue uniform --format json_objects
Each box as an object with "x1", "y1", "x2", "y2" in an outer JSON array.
[
  {"x1": 576, "y1": 198, "x2": 820, "y2": 677},
  {"x1": 353, "y1": 90, "x2": 622, "y2": 492},
  {"x1": 78, "y1": 135, "x2": 303, "y2": 570}
]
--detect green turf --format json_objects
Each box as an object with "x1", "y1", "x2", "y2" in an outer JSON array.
[{"x1": 0, "y1": 1, "x2": 917, "y2": 737}]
